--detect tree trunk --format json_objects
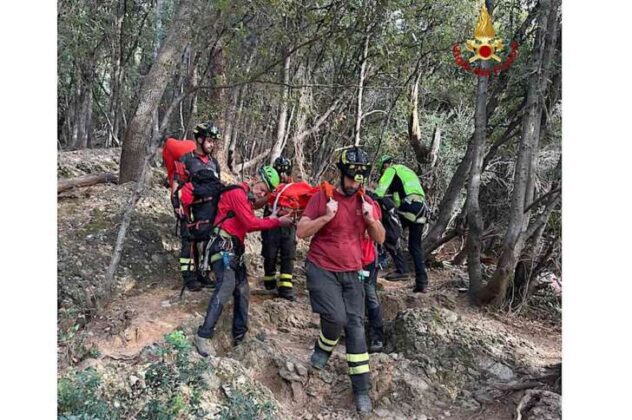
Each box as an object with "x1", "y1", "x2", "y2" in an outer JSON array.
[
  {"x1": 227, "y1": 87, "x2": 244, "y2": 172},
  {"x1": 424, "y1": 2, "x2": 541, "y2": 254},
  {"x1": 270, "y1": 51, "x2": 292, "y2": 162},
  {"x1": 424, "y1": 143, "x2": 473, "y2": 255},
  {"x1": 408, "y1": 70, "x2": 429, "y2": 164},
  {"x1": 429, "y1": 126, "x2": 441, "y2": 168},
  {"x1": 151, "y1": 0, "x2": 163, "y2": 145},
  {"x1": 108, "y1": 0, "x2": 126, "y2": 148},
  {"x1": 354, "y1": 33, "x2": 370, "y2": 147},
  {"x1": 58, "y1": 172, "x2": 118, "y2": 193},
  {"x1": 70, "y1": 70, "x2": 82, "y2": 149},
  {"x1": 477, "y1": 0, "x2": 558, "y2": 306},
  {"x1": 119, "y1": 0, "x2": 195, "y2": 183},
  {"x1": 293, "y1": 70, "x2": 311, "y2": 180},
  {"x1": 466, "y1": 59, "x2": 491, "y2": 298},
  {"x1": 85, "y1": 89, "x2": 94, "y2": 148},
  {"x1": 223, "y1": 87, "x2": 239, "y2": 155},
  {"x1": 74, "y1": 84, "x2": 91, "y2": 150}
]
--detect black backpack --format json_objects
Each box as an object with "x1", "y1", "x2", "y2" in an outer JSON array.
[
  {"x1": 364, "y1": 190, "x2": 403, "y2": 254},
  {"x1": 188, "y1": 170, "x2": 241, "y2": 241},
  {"x1": 377, "y1": 196, "x2": 403, "y2": 254}
]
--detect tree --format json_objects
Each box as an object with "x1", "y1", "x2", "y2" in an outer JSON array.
[
  {"x1": 119, "y1": 0, "x2": 196, "y2": 183},
  {"x1": 477, "y1": 0, "x2": 561, "y2": 306}
]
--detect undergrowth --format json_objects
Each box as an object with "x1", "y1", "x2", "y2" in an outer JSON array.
[{"x1": 58, "y1": 330, "x2": 211, "y2": 419}]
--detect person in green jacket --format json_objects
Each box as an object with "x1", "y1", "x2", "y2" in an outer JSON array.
[{"x1": 375, "y1": 155, "x2": 430, "y2": 293}]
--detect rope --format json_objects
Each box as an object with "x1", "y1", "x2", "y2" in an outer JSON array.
[{"x1": 272, "y1": 182, "x2": 295, "y2": 216}]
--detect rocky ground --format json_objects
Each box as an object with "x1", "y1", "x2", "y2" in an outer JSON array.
[{"x1": 58, "y1": 148, "x2": 562, "y2": 419}]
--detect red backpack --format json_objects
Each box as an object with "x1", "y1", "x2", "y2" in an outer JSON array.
[
  {"x1": 268, "y1": 181, "x2": 366, "y2": 217},
  {"x1": 268, "y1": 181, "x2": 320, "y2": 217},
  {"x1": 162, "y1": 138, "x2": 196, "y2": 186}
]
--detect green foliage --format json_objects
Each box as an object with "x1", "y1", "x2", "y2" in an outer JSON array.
[
  {"x1": 58, "y1": 368, "x2": 119, "y2": 419},
  {"x1": 59, "y1": 330, "x2": 212, "y2": 419},
  {"x1": 218, "y1": 389, "x2": 276, "y2": 420},
  {"x1": 139, "y1": 330, "x2": 210, "y2": 418},
  {"x1": 145, "y1": 358, "x2": 179, "y2": 390},
  {"x1": 164, "y1": 330, "x2": 189, "y2": 351}
]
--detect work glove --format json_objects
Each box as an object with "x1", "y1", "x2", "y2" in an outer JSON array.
[{"x1": 325, "y1": 199, "x2": 338, "y2": 220}]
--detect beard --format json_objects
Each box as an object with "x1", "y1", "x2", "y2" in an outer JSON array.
[{"x1": 343, "y1": 186, "x2": 359, "y2": 196}]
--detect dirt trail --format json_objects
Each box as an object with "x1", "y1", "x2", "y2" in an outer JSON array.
[{"x1": 80, "y1": 264, "x2": 561, "y2": 419}]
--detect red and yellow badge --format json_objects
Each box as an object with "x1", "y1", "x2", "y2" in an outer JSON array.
[{"x1": 453, "y1": 4, "x2": 519, "y2": 76}]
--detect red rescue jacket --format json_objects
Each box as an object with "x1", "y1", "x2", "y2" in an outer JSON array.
[{"x1": 215, "y1": 183, "x2": 281, "y2": 243}]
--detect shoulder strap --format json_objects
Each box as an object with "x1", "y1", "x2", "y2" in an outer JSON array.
[
  {"x1": 272, "y1": 183, "x2": 295, "y2": 215},
  {"x1": 320, "y1": 181, "x2": 334, "y2": 200}
]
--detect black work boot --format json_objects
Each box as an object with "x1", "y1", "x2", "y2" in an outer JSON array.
[
  {"x1": 369, "y1": 339, "x2": 384, "y2": 353},
  {"x1": 412, "y1": 284, "x2": 428, "y2": 293},
  {"x1": 263, "y1": 278, "x2": 277, "y2": 290},
  {"x1": 354, "y1": 393, "x2": 372, "y2": 414},
  {"x1": 185, "y1": 279, "x2": 204, "y2": 292},
  {"x1": 310, "y1": 350, "x2": 329, "y2": 370},
  {"x1": 384, "y1": 271, "x2": 410, "y2": 281},
  {"x1": 198, "y1": 273, "x2": 215, "y2": 289},
  {"x1": 193, "y1": 335, "x2": 215, "y2": 357},
  {"x1": 278, "y1": 287, "x2": 295, "y2": 301},
  {"x1": 182, "y1": 270, "x2": 203, "y2": 291}
]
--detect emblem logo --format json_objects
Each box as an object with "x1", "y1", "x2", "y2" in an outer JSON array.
[{"x1": 452, "y1": 4, "x2": 519, "y2": 76}]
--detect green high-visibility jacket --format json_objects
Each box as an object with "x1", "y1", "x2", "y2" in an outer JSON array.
[{"x1": 375, "y1": 164, "x2": 425, "y2": 207}]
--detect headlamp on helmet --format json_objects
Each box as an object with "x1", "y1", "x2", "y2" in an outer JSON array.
[
  {"x1": 193, "y1": 121, "x2": 221, "y2": 141},
  {"x1": 273, "y1": 156, "x2": 292, "y2": 175},
  {"x1": 337, "y1": 147, "x2": 371, "y2": 183}
]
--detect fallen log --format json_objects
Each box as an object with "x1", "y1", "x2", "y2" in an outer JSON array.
[{"x1": 58, "y1": 172, "x2": 118, "y2": 193}]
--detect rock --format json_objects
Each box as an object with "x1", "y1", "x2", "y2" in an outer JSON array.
[
  {"x1": 444, "y1": 310, "x2": 458, "y2": 323},
  {"x1": 160, "y1": 300, "x2": 171, "y2": 308},
  {"x1": 319, "y1": 370, "x2": 334, "y2": 384},
  {"x1": 473, "y1": 390, "x2": 495, "y2": 404},
  {"x1": 374, "y1": 408, "x2": 390, "y2": 417},
  {"x1": 487, "y1": 362, "x2": 515, "y2": 381},
  {"x1": 517, "y1": 390, "x2": 561, "y2": 420},
  {"x1": 129, "y1": 375, "x2": 139, "y2": 386},
  {"x1": 286, "y1": 361, "x2": 295, "y2": 373},
  {"x1": 467, "y1": 367, "x2": 480, "y2": 377},
  {"x1": 291, "y1": 381, "x2": 306, "y2": 404},
  {"x1": 296, "y1": 363, "x2": 308, "y2": 376}
]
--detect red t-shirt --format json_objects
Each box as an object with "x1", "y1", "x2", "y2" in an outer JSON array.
[
  {"x1": 215, "y1": 183, "x2": 280, "y2": 243},
  {"x1": 361, "y1": 202, "x2": 382, "y2": 266},
  {"x1": 303, "y1": 189, "x2": 378, "y2": 272},
  {"x1": 162, "y1": 138, "x2": 196, "y2": 186}
]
